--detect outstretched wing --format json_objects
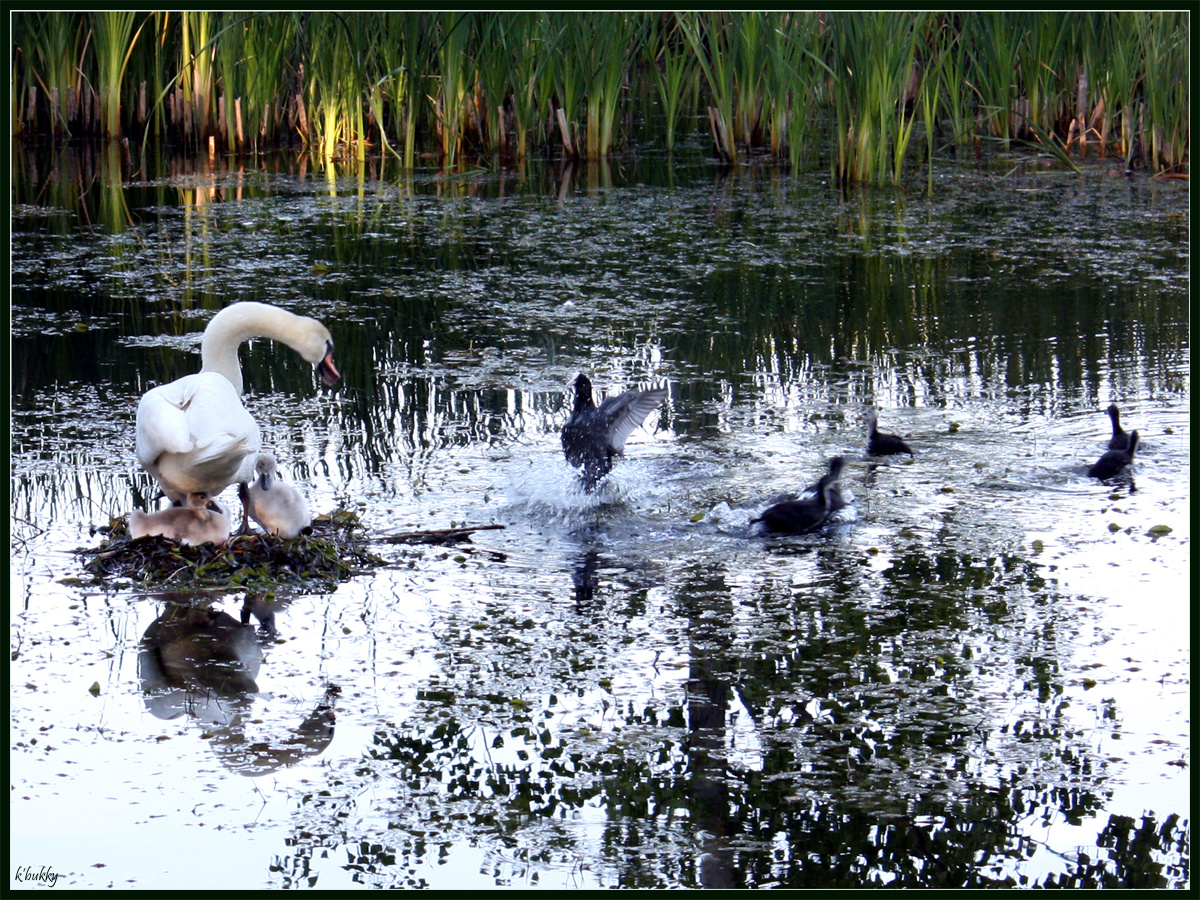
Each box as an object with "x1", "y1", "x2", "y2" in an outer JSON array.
[{"x1": 597, "y1": 386, "x2": 668, "y2": 453}]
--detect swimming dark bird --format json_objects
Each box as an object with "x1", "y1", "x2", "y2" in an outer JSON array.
[
  {"x1": 860, "y1": 408, "x2": 914, "y2": 457},
  {"x1": 1088, "y1": 430, "x2": 1139, "y2": 479},
  {"x1": 561, "y1": 374, "x2": 669, "y2": 491},
  {"x1": 802, "y1": 455, "x2": 847, "y2": 512},
  {"x1": 753, "y1": 458, "x2": 842, "y2": 534},
  {"x1": 1106, "y1": 404, "x2": 1132, "y2": 451}
]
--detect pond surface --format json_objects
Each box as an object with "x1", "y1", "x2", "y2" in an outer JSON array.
[{"x1": 9, "y1": 145, "x2": 1190, "y2": 889}]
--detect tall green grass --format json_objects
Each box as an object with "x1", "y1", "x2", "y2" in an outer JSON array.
[
  {"x1": 761, "y1": 12, "x2": 821, "y2": 166},
  {"x1": 678, "y1": 11, "x2": 738, "y2": 162},
  {"x1": 581, "y1": 13, "x2": 644, "y2": 158},
  {"x1": 646, "y1": 14, "x2": 697, "y2": 153},
  {"x1": 10, "y1": 11, "x2": 1189, "y2": 179},
  {"x1": 91, "y1": 12, "x2": 144, "y2": 138}
]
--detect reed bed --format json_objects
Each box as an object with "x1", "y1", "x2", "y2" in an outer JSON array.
[{"x1": 11, "y1": 11, "x2": 1189, "y2": 180}]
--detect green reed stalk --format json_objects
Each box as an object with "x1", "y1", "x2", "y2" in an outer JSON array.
[
  {"x1": 302, "y1": 13, "x2": 373, "y2": 163},
  {"x1": 433, "y1": 12, "x2": 472, "y2": 167},
  {"x1": 1135, "y1": 11, "x2": 1188, "y2": 173},
  {"x1": 932, "y1": 16, "x2": 974, "y2": 152},
  {"x1": 180, "y1": 11, "x2": 217, "y2": 144},
  {"x1": 132, "y1": 13, "x2": 248, "y2": 156},
  {"x1": 888, "y1": 13, "x2": 927, "y2": 184},
  {"x1": 1064, "y1": 12, "x2": 1107, "y2": 156},
  {"x1": 344, "y1": 13, "x2": 373, "y2": 162},
  {"x1": 920, "y1": 47, "x2": 939, "y2": 193},
  {"x1": 646, "y1": 13, "x2": 696, "y2": 152},
  {"x1": 376, "y1": 12, "x2": 431, "y2": 168},
  {"x1": 11, "y1": 51, "x2": 22, "y2": 137},
  {"x1": 828, "y1": 11, "x2": 872, "y2": 181},
  {"x1": 1015, "y1": 11, "x2": 1067, "y2": 139},
  {"x1": 761, "y1": 12, "x2": 824, "y2": 167},
  {"x1": 789, "y1": 14, "x2": 830, "y2": 170},
  {"x1": 679, "y1": 11, "x2": 737, "y2": 162},
  {"x1": 827, "y1": 12, "x2": 923, "y2": 183},
  {"x1": 8, "y1": 11, "x2": 1187, "y2": 175},
  {"x1": 135, "y1": 12, "x2": 171, "y2": 140},
  {"x1": 730, "y1": 11, "x2": 765, "y2": 148},
  {"x1": 966, "y1": 12, "x2": 1024, "y2": 146},
  {"x1": 19, "y1": 12, "x2": 87, "y2": 135},
  {"x1": 508, "y1": 13, "x2": 554, "y2": 159},
  {"x1": 211, "y1": 12, "x2": 241, "y2": 149},
  {"x1": 310, "y1": 15, "x2": 344, "y2": 159},
  {"x1": 300, "y1": 15, "x2": 332, "y2": 156},
  {"x1": 760, "y1": 12, "x2": 791, "y2": 158},
  {"x1": 471, "y1": 12, "x2": 518, "y2": 158},
  {"x1": 360, "y1": 13, "x2": 395, "y2": 159},
  {"x1": 920, "y1": 15, "x2": 973, "y2": 183},
  {"x1": 1094, "y1": 14, "x2": 1137, "y2": 162},
  {"x1": 545, "y1": 12, "x2": 584, "y2": 155},
  {"x1": 241, "y1": 14, "x2": 298, "y2": 150},
  {"x1": 579, "y1": 12, "x2": 643, "y2": 157},
  {"x1": 91, "y1": 11, "x2": 144, "y2": 138}
]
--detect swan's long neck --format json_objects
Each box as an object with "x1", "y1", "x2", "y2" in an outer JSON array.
[{"x1": 199, "y1": 302, "x2": 311, "y2": 395}]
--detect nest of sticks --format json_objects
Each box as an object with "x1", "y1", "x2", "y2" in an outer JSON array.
[{"x1": 78, "y1": 508, "x2": 505, "y2": 591}]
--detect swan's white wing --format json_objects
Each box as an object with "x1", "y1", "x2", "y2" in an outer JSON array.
[
  {"x1": 137, "y1": 372, "x2": 255, "y2": 460},
  {"x1": 179, "y1": 373, "x2": 260, "y2": 462},
  {"x1": 598, "y1": 387, "x2": 668, "y2": 453},
  {"x1": 136, "y1": 372, "x2": 261, "y2": 497},
  {"x1": 136, "y1": 378, "x2": 199, "y2": 466}
]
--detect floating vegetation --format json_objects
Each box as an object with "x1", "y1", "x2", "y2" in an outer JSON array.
[{"x1": 79, "y1": 508, "x2": 387, "y2": 591}]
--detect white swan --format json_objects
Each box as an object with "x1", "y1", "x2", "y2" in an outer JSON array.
[
  {"x1": 129, "y1": 494, "x2": 232, "y2": 546},
  {"x1": 238, "y1": 452, "x2": 312, "y2": 538},
  {"x1": 135, "y1": 302, "x2": 340, "y2": 512}
]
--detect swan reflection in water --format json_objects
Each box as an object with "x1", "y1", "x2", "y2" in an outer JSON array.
[{"x1": 138, "y1": 592, "x2": 337, "y2": 776}]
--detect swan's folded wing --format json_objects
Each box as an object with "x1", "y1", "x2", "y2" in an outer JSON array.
[
  {"x1": 136, "y1": 378, "x2": 200, "y2": 465},
  {"x1": 182, "y1": 373, "x2": 260, "y2": 456},
  {"x1": 598, "y1": 386, "x2": 668, "y2": 453},
  {"x1": 136, "y1": 372, "x2": 260, "y2": 470}
]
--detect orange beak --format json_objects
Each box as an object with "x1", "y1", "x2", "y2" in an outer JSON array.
[{"x1": 317, "y1": 343, "x2": 340, "y2": 387}]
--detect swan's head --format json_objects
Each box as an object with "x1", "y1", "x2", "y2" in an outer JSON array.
[
  {"x1": 200, "y1": 302, "x2": 340, "y2": 392},
  {"x1": 183, "y1": 491, "x2": 215, "y2": 511},
  {"x1": 258, "y1": 308, "x2": 339, "y2": 387},
  {"x1": 295, "y1": 320, "x2": 340, "y2": 387}
]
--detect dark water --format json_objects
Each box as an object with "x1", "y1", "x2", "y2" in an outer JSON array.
[{"x1": 9, "y1": 144, "x2": 1189, "y2": 889}]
